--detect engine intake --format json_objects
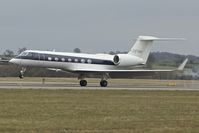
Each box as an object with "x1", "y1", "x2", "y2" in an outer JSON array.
[
  {"x1": 113, "y1": 55, "x2": 120, "y2": 65},
  {"x1": 113, "y1": 54, "x2": 143, "y2": 67}
]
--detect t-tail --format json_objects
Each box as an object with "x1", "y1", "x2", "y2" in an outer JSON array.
[{"x1": 128, "y1": 36, "x2": 186, "y2": 64}]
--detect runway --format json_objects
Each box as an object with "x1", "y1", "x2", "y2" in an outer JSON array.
[{"x1": 0, "y1": 78, "x2": 198, "y2": 90}]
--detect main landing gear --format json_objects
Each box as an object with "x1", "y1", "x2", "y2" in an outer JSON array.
[
  {"x1": 79, "y1": 79, "x2": 108, "y2": 87},
  {"x1": 78, "y1": 73, "x2": 109, "y2": 87},
  {"x1": 79, "y1": 75, "x2": 87, "y2": 87},
  {"x1": 100, "y1": 73, "x2": 109, "y2": 87},
  {"x1": 100, "y1": 80, "x2": 108, "y2": 87},
  {"x1": 80, "y1": 80, "x2": 87, "y2": 87}
]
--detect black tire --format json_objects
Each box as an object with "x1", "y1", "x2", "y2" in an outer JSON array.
[
  {"x1": 80, "y1": 80, "x2": 87, "y2": 87},
  {"x1": 100, "y1": 80, "x2": 108, "y2": 87},
  {"x1": 19, "y1": 74, "x2": 23, "y2": 79}
]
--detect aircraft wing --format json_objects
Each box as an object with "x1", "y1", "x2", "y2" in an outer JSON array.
[
  {"x1": 43, "y1": 58, "x2": 188, "y2": 78},
  {"x1": 72, "y1": 58, "x2": 188, "y2": 78}
]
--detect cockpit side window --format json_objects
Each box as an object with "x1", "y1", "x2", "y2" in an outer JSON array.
[
  {"x1": 26, "y1": 52, "x2": 33, "y2": 57},
  {"x1": 17, "y1": 52, "x2": 39, "y2": 60},
  {"x1": 19, "y1": 52, "x2": 29, "y2": 56}
]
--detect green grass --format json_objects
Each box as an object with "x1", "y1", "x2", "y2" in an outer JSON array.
[{"x1": 0, "y1": 89, "x2": 199, "y2": 133}]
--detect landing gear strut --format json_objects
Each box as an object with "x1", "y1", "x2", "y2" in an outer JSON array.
[
  {"x1": 80, "y1": 80, "x2": 87, "y2": 87},
  {"x1": 19, "y1": 67, "x2": 26, "y2": 79},
  {"x1": 100, "y1": 73, "x2": 109, "y2": 87}
]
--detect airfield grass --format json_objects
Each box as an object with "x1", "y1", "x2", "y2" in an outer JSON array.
[{"x1": 0, "y1": 89, "x2": 199, "y2": 133}]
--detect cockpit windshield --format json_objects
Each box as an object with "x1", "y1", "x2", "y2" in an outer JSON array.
[
  {"x1": 16, "y1": 51, "x2": 33, "y2": 59},
  {"x1": 18, "y1": 52, "x2": 32, "y2": 57}
]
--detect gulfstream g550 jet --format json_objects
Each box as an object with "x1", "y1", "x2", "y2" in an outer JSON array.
[{"x1": 9, "y1": 36, "x2": 188, "y2": 87}]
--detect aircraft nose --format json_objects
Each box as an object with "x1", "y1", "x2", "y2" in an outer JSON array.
[
  {"x1": 9, "y1": 58, "x2": 15, "y2": 64},
  {"x1": 9, "y1": 58, "x2": 20, "y2": 65}
]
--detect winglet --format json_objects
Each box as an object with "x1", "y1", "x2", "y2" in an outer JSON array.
[{"x1": 177, "y1": 58, "x2": 188, "y2": 71}]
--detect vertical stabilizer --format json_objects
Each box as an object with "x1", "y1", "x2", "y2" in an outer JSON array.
[
  {"x1": 128, "y1": 36, "x2": 158, "y2": 64},
  {"x1": 128, "y1": 36, "x2": 185, "y2": 64}
]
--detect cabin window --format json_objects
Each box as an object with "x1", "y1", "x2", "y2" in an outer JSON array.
[
  {"x1": 87, "y1": 59, "x2": 92, "y2": 64},
  {"x1": 55, "y1": 57, "x2": 59, "y2": 61},
  {"x1": 74, "y1": 59, "x2": 78, "y2": 62},
  {"x1": 68, "y1": 58, "x2": 72, "y2": 62},
  {"x1": 61, "y1": 58, "x2": 65, "y2": 62},
  {"x1": 81, "y1": 59, "x2": 85, "y2": 63},
  {"x1": 48, "y1": 57, "x2": 52, "y2": 61}
]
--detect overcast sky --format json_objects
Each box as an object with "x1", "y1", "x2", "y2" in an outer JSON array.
[{"x1": 0, "y1": 0, "x2": 198, "y2": 55}]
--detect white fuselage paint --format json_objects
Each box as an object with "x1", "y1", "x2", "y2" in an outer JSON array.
[{"x1": 10, "y1": 50, "x2": 144, "y2": 72}]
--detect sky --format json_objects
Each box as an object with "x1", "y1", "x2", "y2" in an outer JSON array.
[{"x1": 0, "y1": 0, "x2": 198, "y2": 55}]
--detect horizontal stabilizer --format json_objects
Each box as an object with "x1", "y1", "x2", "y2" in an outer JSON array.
[{"x1": 138, "y1": 36, "x2": 186, "y2": 41}]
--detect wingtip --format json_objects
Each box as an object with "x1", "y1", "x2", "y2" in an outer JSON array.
[{"x1": 177, "y1": 58, "x2": 188, "y2": 71}]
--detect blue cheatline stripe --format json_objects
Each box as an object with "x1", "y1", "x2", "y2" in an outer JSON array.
[{"x1": 16, "y1": 52, "x2": 115, "y2": 66}]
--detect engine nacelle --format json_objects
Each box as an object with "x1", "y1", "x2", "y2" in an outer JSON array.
[{"x1": 113, "y1": 54, "x2": 144, "y2": 67}]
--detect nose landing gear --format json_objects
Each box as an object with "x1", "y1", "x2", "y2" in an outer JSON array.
[{"x1": 19, "y1": 67, "x2": 26, "y2": 79}]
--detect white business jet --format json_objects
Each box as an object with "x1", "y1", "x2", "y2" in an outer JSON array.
[{"x1": 9, "y1": 36, "x2": 188, "y2": 87}]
